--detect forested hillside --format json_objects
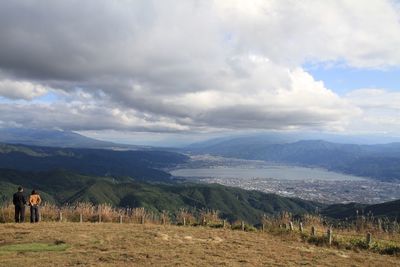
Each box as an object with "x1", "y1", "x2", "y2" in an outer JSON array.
[
  {"x1": 0, "y1": 168, "x2": 322, "y2": 224},
  {"x1": 0, "y1": 143, "x2": 188, "y2": 181}
]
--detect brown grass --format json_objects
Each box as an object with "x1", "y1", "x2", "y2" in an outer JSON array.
[{"x1": 0, "y1": 222, "x2": 399, "y2": 266}]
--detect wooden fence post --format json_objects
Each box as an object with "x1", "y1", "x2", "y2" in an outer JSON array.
[
  {"x1": 98, "y1": 205, "x2": 102, "y2": 223},
  {"x1": 327, "y1": 228, "x2": 332, "y2": 246},
  {"x1": 289, "y1": 221, "x2": 294, "y2": 231},
  {"x1": 141, "y1": 215, "x2": 145, "y2": 224},
  {"x1": 366, "y1": 232, "x2": 372, "y2": 248},
  {"x1": 119, "y1": 215, "x2": 123, "y2": 224},
  {"x1": 222, "y1": 219, "x2": 226, "y2": 228},
  {"x1": 241, "y1": 221, "x2": 245, "y2": 231},
  {"x1": 183, "y1": 217, "x2": 186, "y2": 226},
  {"x1": 1, "y1": 207, "x2": 5, "y2": 223},
  {"x1": 262, "y1": 223, "x2": 265, "y2": 232},
  {"x1": 59, "y1": 212, "x2": 63, "y2": 222},
  {"x1": 383, "y1": 223, "x2": 388, "y2": 233},
  {"x1": 299, "y1": 222, "x2": 304, "y2": 233},
  {"x1": 79, "y1": 213, "x2": 83, "y2": 223},
  {"x1": 311, "y1": 226, "x2": 316, "y2": 236},
  {"x1": 393, "y1": 221, "x2": 399, "y2": 234}
]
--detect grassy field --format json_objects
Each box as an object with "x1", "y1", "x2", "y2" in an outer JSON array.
[{"x1": 0, "y1": 223, "x2": 399, "y2": 266}]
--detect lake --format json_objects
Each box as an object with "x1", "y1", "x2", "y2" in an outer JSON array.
[{"x1": 171, "y1": 165, "x2": 367, "y2": 181}]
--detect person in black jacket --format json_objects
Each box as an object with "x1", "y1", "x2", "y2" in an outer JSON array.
[{"x1": 13, "y1": 186, "x2": 27, "y2": 223}]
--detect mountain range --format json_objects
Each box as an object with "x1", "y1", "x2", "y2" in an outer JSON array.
[
  {"x1": 1, "y1": 128, "x2": 400, "y2": 223},
  {"x1": 185, "y1": 136, "x2": 400, "y2": 182},
  {"x1": 0, "y1": 128, "x2": 144, "y2": 149},
  {"x1": 0, "y1": 142, "x2": 187, "y2": 181}
]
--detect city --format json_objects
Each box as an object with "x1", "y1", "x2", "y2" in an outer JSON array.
[{"x1": 172, "y1": 155, "x2": 400, "y2": 204}]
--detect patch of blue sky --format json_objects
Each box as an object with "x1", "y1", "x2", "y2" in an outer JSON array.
[
  {"x1": 0, "y1": 96, "x2": 15, "y2": 103},
  {"x1": 0, "y1": 91, "x2": 61, "y2": 104},
  {"x1": 33, "y1": 91, "x2": 60, "y2": 103},
  {"x1": 303, "y1": 63, "x2": 400, "y2": 95}
]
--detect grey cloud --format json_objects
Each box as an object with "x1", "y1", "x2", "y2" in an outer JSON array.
[
  {"x1": 0, "y1": 102, "x2": 189, "y2": 133},
  {"x1": 0, "y1": 79, "x2": 47, "y2": 100},
  {"x1": 0, "y1": 0, "x2": 395, "y2": 134},
  {"x1": 0, "y1": 0, "x2": 224, "y2": 85},
  {"x1": 185, "y1": 105, "x2": 347, "y2": 130}
]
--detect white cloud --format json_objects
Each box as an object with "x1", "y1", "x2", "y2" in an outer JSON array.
[
  {"x1": 0, "y1": 0, "x2": 399, "y2": 134},
  {"x1": 216, "y1": 0, "x2": 400, "y2": 68},
  {"x1": 346, "y1": 89, "x2": 400, "y2": 110},
  {"x1": 0, "y1": 79, "x2": 48, "y2": 100},
  {"x1": 346, "y1": 88, "x2": 400, "y2": 134}
]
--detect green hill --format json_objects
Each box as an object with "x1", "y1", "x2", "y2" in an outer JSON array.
[
  {"x1": 2, "y1": 168, "x2": 400, "y2": 223},
  {"x1": 321, "y1": 199, "x2": 400, "y2": 219},
  {"x1": 0, "y1": 169, "x2": 323, "y2": 224},
  {"x1": 0, "y1": 143, "x2": 188, "y2": 181},
  {"x1": 0, "y1": 180, "x2": 55, "y2": 204}
]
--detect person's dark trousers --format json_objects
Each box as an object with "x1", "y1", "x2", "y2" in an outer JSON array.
[
  {"x1": 30, "y1": 205, "x2": 40, "y2": 223},
  {"x1": 14, "y1": 205, "x2": 25, "y2": 223}
]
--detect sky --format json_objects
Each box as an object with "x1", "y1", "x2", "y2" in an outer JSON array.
[{"x1": 0, "y1": 0, "x2": 400, "y2": 146}]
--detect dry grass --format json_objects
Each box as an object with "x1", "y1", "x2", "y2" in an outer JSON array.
[
  {"x1": 0, "y1": 222, "x2": 399, "y2": 266},
  {"x1": 2, "y1": 203, "x2": 400, "y2": 251},
  {"x1": 0, "y1": 202, "x2": 161, "y2": 224}
]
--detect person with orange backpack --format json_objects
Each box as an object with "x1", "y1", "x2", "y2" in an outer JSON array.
[{"x1": 29, "y1": 190, "x2": 42, "y2": 223}]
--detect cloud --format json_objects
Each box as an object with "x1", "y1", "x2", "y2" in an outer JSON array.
[
  {"x1": 216, "y1": 0, "x2": 400, "y2": 68},
  {"x1": 0, "y1": 0, "x2": 398, "y2": 134},
  {"x1": 0, "y1": 79, "x2": 48, "y2": 100},
  {"x1": 0, "y1": 100, "x2": 189, "y2": 133},
  {"x1": 345, "y1": 88, "x2": 400, "y2": 134},
  {"x1": 346, "y1": 88, "x2": 400, "y2": 110}
]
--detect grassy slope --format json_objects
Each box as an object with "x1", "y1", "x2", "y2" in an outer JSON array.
[{"x1": 0, "y1": 223, "x2": 398, "y2": 266}]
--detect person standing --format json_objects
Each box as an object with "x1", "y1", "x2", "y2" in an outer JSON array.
[
  {"x1": 13, "y1": 186, "x2": 26, "y2": 223},
  {"x1": 29, "y1": 190, "x2": 42, "y2": 223}
]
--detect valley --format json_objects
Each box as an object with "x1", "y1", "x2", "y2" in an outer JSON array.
[{"x1": 171, "y1": 155, "x2": 400, "y2": 204}]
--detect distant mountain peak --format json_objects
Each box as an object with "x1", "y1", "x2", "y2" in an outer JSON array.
[{"x1": 0, "y1": 127, "x2": 141, "y2": 149}]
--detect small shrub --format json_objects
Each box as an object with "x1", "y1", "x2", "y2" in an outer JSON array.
[
  {"x1": 199, "y1": 209, "x2": 221, "y2": 226},
  {"x1": 307, "y1": 235, "x2": 326, "y2": 246},
  {"x1": 231, "y1": 222, "x2": 256, "y2": 232},
  {"x1": 380, "y1": 244, "x2": 400, "y2": 255},
  {"x1": 176, "y1": 208, "x2": 196, "y2": 226},
  {"x1": 349, "y1": 238, "x2": 369, "y2": 250},
  {"x1": 208, "y1": 223, "x2": 224, "y2": 228}
]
